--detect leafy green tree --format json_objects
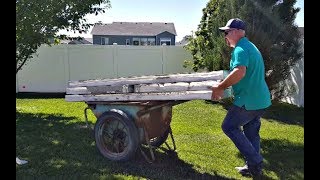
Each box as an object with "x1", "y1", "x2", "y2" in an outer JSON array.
[
  {"x1": 184, "y1": 0, "x2": 303, "y2": 100},
  {"x1": 16, "y1": 0, "x2": 111, "y2": 74}
]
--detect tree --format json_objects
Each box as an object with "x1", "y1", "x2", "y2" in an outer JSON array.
[
  {"x1": 184, "y1": 0, "x2": 303, "y2": 100},
  {"x1": 16, "y1": 0, "x2": 111, "y2": 74}
]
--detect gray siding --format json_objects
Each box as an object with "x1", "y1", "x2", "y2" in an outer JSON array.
[
  {"x1": 156, "y1": 31, "x2": 176, "y2": 45},
  {"x1": 93, "y1": 35, "x2": 153, "y2": 45},
  {"x1": 93, "y1": 32, "x2": 175, "y2": 46},
  {"x1": 93, "y1": 35, "x2": 102, "y2": 45}
]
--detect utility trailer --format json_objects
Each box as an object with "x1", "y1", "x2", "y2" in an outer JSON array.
[{"x1": 65, "y1": 70, "x2": 231, "y2": 162}]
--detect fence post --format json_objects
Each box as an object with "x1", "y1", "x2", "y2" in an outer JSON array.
[
  {"x1": 112, "y1": 43, "x2": 118, "y2": 77},
  {"x1": 63, "y1": 44, "x2": 70, "y2": 89},
  {"x1": 161, "y1": 45, "x2": 165, "y2": 74}
]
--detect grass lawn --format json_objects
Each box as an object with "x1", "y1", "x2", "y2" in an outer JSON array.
[{"x1": 16, "y1": 97, "x2": 304, "y2": 179}]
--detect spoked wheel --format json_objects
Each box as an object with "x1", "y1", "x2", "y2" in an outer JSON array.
[{"x1": 94, "y1": 109, "x2": 139, "y2": 161}]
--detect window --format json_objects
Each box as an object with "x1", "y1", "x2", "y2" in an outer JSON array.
[
  {"x1": 132, "y1": 37, "x2": 155, "y2": 46},
  {"x1": 160, "y1": 38, "x2": 171, "y2": 46},
  {"x1": 147, "y1": 38, "x2": 155, "y2": 46},
  {"x1": 133, "y1": 38, "x2": 140, "y2": 46},
  {"x1": 140, "y1": 38, "x2": 148, "y2": 46},
  {"x1": 101, "y1": 37, "x2": 109, "y2": 45},
  {"x1": 126, "y1": 39, "x2": 130, "y2": 45}
]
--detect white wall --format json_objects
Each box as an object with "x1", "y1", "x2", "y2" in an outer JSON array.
[
  {"x1": 68, "y1": 45, "x2": 116, "y2": 80},
  {"x1": 16, "y1": 44, "x2": 193, "y2": 93},
  {"x1": 281, "y1": 38, "x2": 304, "y2": 107},
  {"x1": 17, "y1": 45, "x2": 67, "y2": 93},
  {"x1": 116, "y1": 46, "x2": 163, "y2": 77},
  {"x1": 282, "y1": 56, "x2": 304, "y2": 107}
]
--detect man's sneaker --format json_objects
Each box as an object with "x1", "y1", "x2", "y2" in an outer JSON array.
[
  {"x1": 236, "y1": 162, "x2": 263, "y2": 177},
  {"x1": 235, "y1": 164, "x2": 248, "y2": 172},
  {"x1": 235, "y1": 164, "x2": 251, "y2": 176}
]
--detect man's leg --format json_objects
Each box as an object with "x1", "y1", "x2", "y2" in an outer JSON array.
[
  {"x1": 221, "y1": 105, "x2": 264, "y2": 175},
  {"x1": 236, "y1": 115, "x2": 263, "y2": 175},
  {"x1": 243, "y1": 116, "x2": 262, "y2": 154}
]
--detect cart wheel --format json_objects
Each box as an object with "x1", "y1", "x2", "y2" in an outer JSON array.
[
  {"x1": 94, "y1": 109, "x2": 139, "y2": 161},
  {"x1": 149, "y1": 127, "x2": 170, "y2": 148}
]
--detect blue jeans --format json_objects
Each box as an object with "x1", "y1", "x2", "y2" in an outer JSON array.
[{"x1": 222, "y1": 105, "x2": 266, "y2": 167}]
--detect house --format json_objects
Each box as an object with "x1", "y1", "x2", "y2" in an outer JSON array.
[
  {"x1": 176, "y1": 35, "x2": 192, "y2": 46},
  {"x1": 68, "y1": 38, "x2": 93, "y2": 44},
  {"x1": 175, "y1": 39, "x2": 189, "y2": 46},
  {"x1": 60, "y1": 38, "x2": 93, "y2": 44},
  {"x1": 91, "y1": 22, "x2": 177, "y2": 46}
]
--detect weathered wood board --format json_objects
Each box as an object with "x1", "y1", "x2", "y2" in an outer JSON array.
[
  {"x1": 68, "y1": 71, "x2": 224, "y2": 87},
  {"x1": 66, "y1": 85, "x2": 132, "y2": 95},
  {"x1": 66, "y1": 81, "x2": 219, "y2": 95},
  {"x1": 134, "y1": 80, "x2": 218, "y2": 93},
  {"x1": 65, "y1": 70, "x2": 231, "y2": 102},
  {"x1": 65, "y1": 90, "x2": 213, "y2": 102}
]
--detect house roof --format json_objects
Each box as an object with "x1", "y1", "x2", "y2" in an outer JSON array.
[
  {"x1": 60, "y1": 38, "x2": 93, "y2": 44},
  {"x1": 91, "y1": 22, "x2": 177, "y2": 36},
  {"x1": 176, "y1": 39, "x2": 189, "y2": 46},
  {"x1": 68, "y1": 38, "x2": 93, "y2": 44}
]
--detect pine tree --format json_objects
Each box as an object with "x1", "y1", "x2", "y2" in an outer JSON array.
[{"x1": 184, "y1": 0, "x2": 302, "y2": 100}]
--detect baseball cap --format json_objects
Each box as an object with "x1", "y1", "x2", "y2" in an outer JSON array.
[{"x1": 219, "y1": 18, "x2": 246, "y2": 31}]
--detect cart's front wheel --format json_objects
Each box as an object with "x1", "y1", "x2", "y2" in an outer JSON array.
[{"x1": 94, "y1": 109, "x2": 139, "y2": 161}]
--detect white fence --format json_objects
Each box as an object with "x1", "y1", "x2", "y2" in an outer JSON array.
[
  {"x1": 16, "y1": 44, "x2": 193, "y2": 93},
  {"x1": 16, "y1": 44, "x2": 304, "y2": 107},
  {"x1": 282, "y1": 55, "x2": 304, "y2": 107}
]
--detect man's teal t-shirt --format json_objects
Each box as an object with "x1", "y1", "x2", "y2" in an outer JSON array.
[{"x1": 230, "y1": 37, "x2": 271, "y2": 110}]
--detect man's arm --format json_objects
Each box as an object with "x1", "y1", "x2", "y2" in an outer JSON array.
[
  {"x1": 211, "y1": 66, "x2": 246, "y2": 101},
  {"x1": 217, "y1": 66, "x2": 246, "y2": 90}
]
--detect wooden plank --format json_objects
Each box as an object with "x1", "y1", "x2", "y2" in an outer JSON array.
[
  {"x1": 66, "y1": 87, "x2": 90, "y2": 94},
  {"x1": 66, "y1": 85, "x2": 133, "y2": 95},
  {"x1": 65, "y1": 90, "x2": 214, "y2": 102},
  {"x1": 86, "y1": 85, "x2": 132, "y2": 94},
  {"x1": 134, "y1": 80, "x2": 219, "y2": 93},
  {"x1": 68, "y1": 70, "x2": 224, "y2": 87}
]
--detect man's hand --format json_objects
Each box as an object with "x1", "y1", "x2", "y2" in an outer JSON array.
[
  {"x1": 211, "y1": 84, "x2": 224, "y2": 101},
  {"x1": 211, "y1": 66, "x2": 246, "y2": 101}
]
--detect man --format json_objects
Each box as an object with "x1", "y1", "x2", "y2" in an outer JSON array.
[{"x1": 211, "y1": 18, "x2": 271, "y2": 177}]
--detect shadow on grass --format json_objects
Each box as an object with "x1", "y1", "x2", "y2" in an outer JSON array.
[
  {"x1": 16, "y1": 111, "x2": 233, "y2": 180},
  {"x1": 121, "y1": 148, "x2": 233, "y2": 180},
  {"x1": 262, "y1": 101, "x2": 304, "y2": 127},
  {"x1": 16, "y1": 92, "x2": 66, "y2": 99},
  {"x1": 16, "y1": 112, "x2": 75, "y2": 122},
  {"x1": 204, "y1": 99, "x2": 304, "y2": 127},
  {"x1": 236, "y1": 138, "x2": 304, "y2": 179}
]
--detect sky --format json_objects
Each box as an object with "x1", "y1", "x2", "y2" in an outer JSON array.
[
  {"x1": 59, "y1": 0, "x2": 304, "y2": 42},
  {"x1": 294, "y1": 0, "x2": 304, "y2": 27}
]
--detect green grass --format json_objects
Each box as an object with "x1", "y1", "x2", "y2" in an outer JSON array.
[{"x1": 16, "y1": 97, "x2": 304, "y2": 179}]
